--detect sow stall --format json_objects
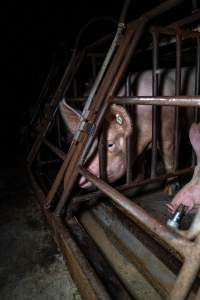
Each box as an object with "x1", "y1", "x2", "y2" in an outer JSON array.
[{"x1": 27, "y1": 1, "x2": 200, "y2": 299}]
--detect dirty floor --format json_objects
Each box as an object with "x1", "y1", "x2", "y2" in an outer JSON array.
[{"x1": 0, "y1": 147, "x2": 81, "y2": 300}]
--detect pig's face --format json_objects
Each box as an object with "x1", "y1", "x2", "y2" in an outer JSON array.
[{"x1": 59, "y1": 100, "x2": 132, "y2": 188}]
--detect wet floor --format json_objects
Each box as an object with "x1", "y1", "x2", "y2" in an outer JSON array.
[{"x1": 0, "y1": 148, "x2": 81, "y2": 300}]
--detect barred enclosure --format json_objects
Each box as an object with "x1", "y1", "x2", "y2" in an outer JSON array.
[{"x1": 27, "y1": 1, "x2": 200, "y2": 299}]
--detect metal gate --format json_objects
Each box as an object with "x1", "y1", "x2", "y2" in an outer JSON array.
[{"x1": 28, "y1": 1, "x2": 200, "y2": 299}]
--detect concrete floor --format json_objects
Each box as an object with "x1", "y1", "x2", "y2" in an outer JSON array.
[{"x1": 0, "y1": 151, "x2": 81, "y2": 300}]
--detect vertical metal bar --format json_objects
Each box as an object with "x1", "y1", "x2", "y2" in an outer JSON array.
[
  {"x1": 174, "y1": 32, "x2": 182, "y2": 171},
  {"x1": 126, "y1": 73, "x2": 133, "y2": 184},
  {"x1": 194, "y1": 38, "x2": 200, "y2": 121},
  {"x1": 192, "y1": 38, "x2": 200, "y2": 166},
  {"x1": 151, "y1": 31, "x2": 159, "y2": 178},
  {"x1": 99, "y1": 123, "x2": 107, "y2": 181}
]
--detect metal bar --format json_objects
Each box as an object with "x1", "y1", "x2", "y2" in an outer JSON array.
[
  {"x1": 27, "y1": 51, "x2": 84, "y2": 165},
  {"x1": 192, "y1": 38, "x2": 200, "y2": 166},
  {"x1": 169, "y1": 235, "x2": 200, "y2": 300},
  {"x1": 29, "y1": 170, "x2": 112, "y2": 300},
  {"x1": 111, "y1": 96, "x2": 200, "y2": 107},
  {"x1": 48, "y1": 0, "x2": 186, "y2": 215},
  {"x1": 174, "y1": 32, "x2": 182, "y2": 171},
  {"x1": 67, "y1": 218, "x2": 133, "y2": 300},
  {"x1": 125, "y1": 74, "x2": 133, "y2": 184},
  {"x1": 79, "y1": 166, "x2": 193, "y2": 258},
  {"x1": 99, "y1": 123, "x2": 107, "y2": 181},
  {"x1": 150, "y1": 26, "x2": 200, "y2": 39},
  {"x1": 29, "y1": 62, "x2": 56, "y2": 128},
  {"x1": 169, "y1": 9, "x2": 200, "y2": 28},
  {"x1": 69, "y1": 166, "x2": 194, "y2": 214},
  {"x1": 128, "y1": 0, "x2": 185, "y2": 28},
  {"x1": 48, "y1": 102, "x2": 108, "y2": 213},
  {"x1": 195, "y1": 38, "x2": 200, "y2": 121},
  {"x1": 51, "y1": 20, "x2": 142, "y2": 214},
  {"x1": 151, "y1": 31, "x2": 159, "y2": 178},
  {"x1": 43, "y1": 138, "x2": 66, "y2": 160}
]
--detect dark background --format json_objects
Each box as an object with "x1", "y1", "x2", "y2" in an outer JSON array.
[{"x1": 1, "y1": 0, "x2": 199, "y2": 155}]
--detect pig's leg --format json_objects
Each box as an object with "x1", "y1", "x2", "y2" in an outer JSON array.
[
  {"x1": 168, "y1": 123, "x2": 200, "y2": 213},
  {"x1": 160, "y1": 107, "x2": 178, "y2": 196},
  {"x1": 160, "y1": 106, "x2": 175, "y2": 172},
  {"x1": 189, "y1": 123, "x2": 200, "y2": 164}
]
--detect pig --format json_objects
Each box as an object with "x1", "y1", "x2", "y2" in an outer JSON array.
[
  {"x1": 60, "y1": 68, "x2": 195, "y2": 188},
  {"x1": 167, "y1": 123, "x2": 200, "y2": 214}
]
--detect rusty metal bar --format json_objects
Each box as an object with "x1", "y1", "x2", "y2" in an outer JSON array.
[
  {"x1": 45, "y1": 0, "x2": 186, "y2": 214},
  {"x1": 150, "y1": 25, "x2": 200, "y2": 39},
  {"x1": 29, "y1": 62, "x2": 57, "y2": 129},
  {"x1": 27, "y1": 51, "x2": 84, "y2": 165},
  {"x1": 169, "y1": 9, "x2": 200, "y2": 28},
  {"x1": 67, "y1": 218, "x2": 133, "y2": 300},
  {"x1": 51, "y1": 19, "x2": 144, "y2": 214},
  {"x1": 29, "y1": 170, "x2": 112, "y2": 300},
  {"x1": 125, "y1": 74, "x2": 133, "y2": 184},
  {"x1": 79, "y1": 166, "x2": 193, "y2": 258},
  {"x1": 69, "y1": 166, "x2": 194, "y2": 214},
  {"x1": 169, "y1": 235, "x2": 200, "y2": 300},
  {"x1": 43, "y1": 138, "x2": 66, "y2": 160},
  {"x1": 99, "y1": 123, "x2": 107, "y2": 181},
  {"x1": 151, "y1": 31, "x2": 159, "y2": 178},
  {"x1": 128, "y1": 0, "x2": 185, "y2": 29},
  {"x1": 49, "y1": 102, "x2": 108, "y2": 213},
  {"x1": 192, "y1": 38, "x2": 200, "y2": 166},
  {"x1": 111, "y1": 96, "x2": 200, "y2": 107},
  {"x1": 174, "y1": 32, "x2": 182, "y2": 171},
  {"x1": 195, "y1": 38, "x2": 200, "y2": 121}
]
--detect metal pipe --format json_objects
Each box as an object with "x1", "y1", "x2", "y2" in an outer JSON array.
[
  {"x1": 169, "y1": 235, "x2": 200, "y2": 300},
  {"x1": 174, "y1": 32, "x2": 182, "y2": 171},
  {"x1": 27, "y1": 51, "x2": 83, "y2": 165},
  {"x1": 192, "y1": 38, "x2": 200, "y2": 166},
  {"x1": 111, "y1": 96, "x2": 200, "y2": 107},
  {"x1": 79, "y1": 166, "x2": 193, "y2": 258},
  {"x1": 128, "y1": 0, "x2": 185, "y2": 28},
  {"x1": 99, "y1": 123, "x2": 107, "y2": 181},
  {"x1": 43, "y1": 138, "x2": 66, "y2": 160},
  {"x1": 125, "y1": 74, "x2": 133, "y2": 184},
  {"x1": 151, "y1": 31, "x2": 159, "y2": 178},
  {"x1": 70, "y1": 167, "x2": 194, "y2": 213}
]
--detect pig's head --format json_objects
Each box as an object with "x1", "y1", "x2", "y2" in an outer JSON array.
[{"x1": 59, "y1": 100, "x2": 132, "y2": 188}]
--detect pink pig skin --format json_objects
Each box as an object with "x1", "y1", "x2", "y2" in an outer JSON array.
[
  {"x1": 168, "y1": 123, "x2": 200, "y2": 214},
  {"x1": 60, "y1": 68, "x2": 195, "y2": 188}
]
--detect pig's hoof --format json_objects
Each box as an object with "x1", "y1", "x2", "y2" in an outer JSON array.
[{"x1": 165, "y1": 182, "x2": 180, "y2": 197}]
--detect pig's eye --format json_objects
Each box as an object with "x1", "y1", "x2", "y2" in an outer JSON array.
[{"x1": 107, "y1": 143, "x2": 115, "y2": 149}]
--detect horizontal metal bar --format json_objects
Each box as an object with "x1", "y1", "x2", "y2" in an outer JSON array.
[
  {"x1": 70, "y1": 167, "x2": 194, "y2": 213},
  {"x1": 43, "y1": 138, "x2": 66, "y2": 160},
  {"x1": 78, "y1": 166, "x2": 193, "y2": 259},
  {"x1": 150, "y1": 25, "x2": 200, "y2": 39},
  {"x1": 169, "y1": 9, "x2": 200, "y2": 28},
  {"x1": 111, "y1": 96, "x2": 200, "y2": 107}
]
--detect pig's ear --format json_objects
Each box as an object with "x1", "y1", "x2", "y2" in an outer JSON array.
[
  {"x1": 107, "y1": 104, "x2": 132, "y2": 137},
  {"x1": 59, "y1": 99, "x2": 81, "y2": 134}
]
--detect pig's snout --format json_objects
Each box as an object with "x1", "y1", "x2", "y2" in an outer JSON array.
[{"x1": 79, "y1": 155, "x2": 99, "y2": 188}]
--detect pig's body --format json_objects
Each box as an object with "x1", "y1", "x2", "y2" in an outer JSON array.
[
  {"x1": 60, "y1": 67, "x2": 195, "y2": 188},
  {"x1": 168, "y1": 123, "x2": 200, "y2": 213}
]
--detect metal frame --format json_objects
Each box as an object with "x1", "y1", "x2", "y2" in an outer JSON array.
[{"x1": 27, "y1": 1, "x2": 200, "y2": 299}]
